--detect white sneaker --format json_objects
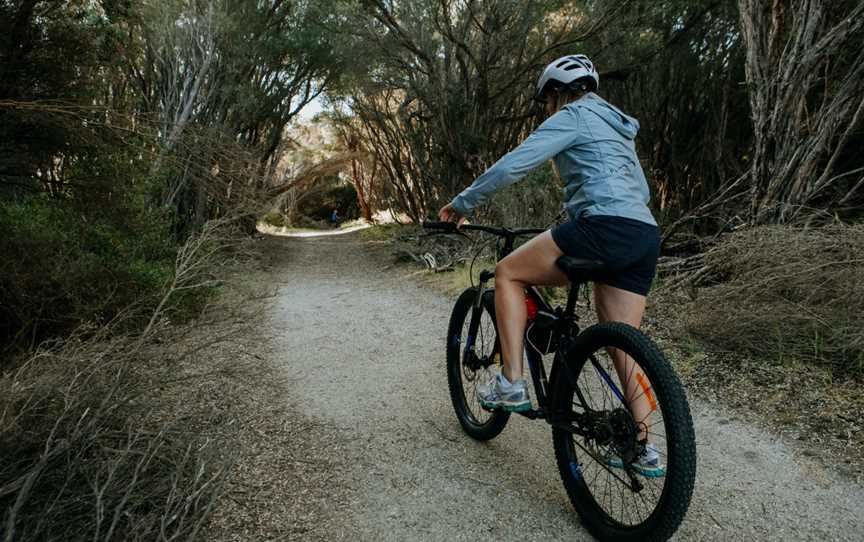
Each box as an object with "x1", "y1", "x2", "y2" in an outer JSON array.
[
  {"x1": 476, "y1": 373, "x2": 531, "y2": 412},
  {"x1": 607, "y1": 443, "x2": 665, "y2": 478}
]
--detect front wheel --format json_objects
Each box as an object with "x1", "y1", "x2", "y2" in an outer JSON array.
[
  {"x1": 551, "y1": 322, "x2": 696, "y2": 542},
  {"x1": 446, "y1": 287, "x2": 510, "y2": 440}
]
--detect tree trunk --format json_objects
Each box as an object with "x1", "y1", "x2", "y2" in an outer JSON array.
[
  {"x1": 739, "y1": 0, "x2": 864, "y2": 223},
  {"x1": 351, "y1": 157, "x2": 373, "y2": 222}
]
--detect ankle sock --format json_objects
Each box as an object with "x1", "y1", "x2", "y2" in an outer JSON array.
[{"x1": 498, "y1": 373, "x2": 515, "y2": 388}]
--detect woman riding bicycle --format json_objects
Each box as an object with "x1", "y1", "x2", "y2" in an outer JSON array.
[{"x1": 438, "y1": 54, "x2": 662, "y2": 476}]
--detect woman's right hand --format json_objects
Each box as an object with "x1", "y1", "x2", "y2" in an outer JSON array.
[{"x1": 438, "y1": 203, "x2": 466, "y2": 227}]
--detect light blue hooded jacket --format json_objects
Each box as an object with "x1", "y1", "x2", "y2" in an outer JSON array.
[{"x1": 450, "y1": 93, "x2": 657, "y2": 226}]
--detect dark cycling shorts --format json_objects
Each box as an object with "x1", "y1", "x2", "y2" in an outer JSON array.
[{"x1": 551, "y1": 215, "x2": 661, "y2": 296}]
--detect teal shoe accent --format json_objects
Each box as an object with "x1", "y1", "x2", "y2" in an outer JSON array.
[
  {"x1": 606, "y1": 443, "x2": 666, "y2": 478},
  {"x1": 476, "y1": 373, "x2": 531, "y2": 412},
  {"x1": 480, "y1": 397, "x2": 532, "y2": 412}
]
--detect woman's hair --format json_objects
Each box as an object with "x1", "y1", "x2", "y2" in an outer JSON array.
[{"x1": 546, "y1": 86, "x2": 588, "y2": 116}]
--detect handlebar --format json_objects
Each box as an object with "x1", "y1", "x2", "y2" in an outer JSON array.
[{"x1": 422, "y1": 221, "x2": 546, "y2": 237}]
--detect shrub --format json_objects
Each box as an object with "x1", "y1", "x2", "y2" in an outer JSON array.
[
  {"x1": 0, "y1": 198, "x2": 180, "y2": 352},
  {"x1": 0, "y1": 335, "x2": 232, "y2": 541},
  {"x1": 679, "y1": 224, "x2": 864, "y2": 376},
  {"x1": 261, "y1": 209, "x2": 287, "y2": 228},
  {"x1": 0, "y1": 218, "x2": 248, "y2": 541}
]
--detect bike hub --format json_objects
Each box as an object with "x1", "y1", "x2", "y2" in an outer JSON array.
[{"x1": 609, "y1": 408, "x2": 640, "y2": 462}]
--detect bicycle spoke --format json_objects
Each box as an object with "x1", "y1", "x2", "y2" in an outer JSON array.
[
  {"x1": 458, "y1": 303, "x2": 499, "y2": 426},
  {"x1": 560, "y1": 340, "x2": 674, "y2": 528},
  {"x1": 570, "y1": 436, "x2": 638, "y2": 491}
]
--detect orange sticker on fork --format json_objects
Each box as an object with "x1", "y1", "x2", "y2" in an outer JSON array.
[{"x1": 636, "y1": 372, "x2": 657, "y2": 412}]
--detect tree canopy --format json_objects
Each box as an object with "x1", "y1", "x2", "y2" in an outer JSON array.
[{"x1": 1, "y1": 0, "x2": 863, "y2": 348}]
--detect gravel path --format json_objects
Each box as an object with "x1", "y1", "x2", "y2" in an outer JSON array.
[{"x1": 263, "y1": 231, "x2": 864, "y2": 541}]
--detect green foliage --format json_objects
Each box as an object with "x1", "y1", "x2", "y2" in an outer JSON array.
[
  {"x1": 0, "y1": 1, "x2": 129, "y2": 194},
  {"x1": 262, "y1": 209, "x2": 288, "y2": 228},
  {"x1": 0, "y1": 197, "x2": 175, "y2": 350},
  {"x1": 0, "y1": 0, "x2": 353, "y2": 352}
]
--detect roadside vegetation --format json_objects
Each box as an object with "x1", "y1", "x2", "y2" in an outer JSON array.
[
  {"x1": 669, "y1": 224, "x2": 864, "y2": 376},
  {"x1": 1, "y1": 1, "x2": 344, "y2": 540}
]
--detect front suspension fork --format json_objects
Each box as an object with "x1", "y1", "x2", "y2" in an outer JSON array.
[{"x1": 463, "y1": 270, "x2": 497, "y2": 365}]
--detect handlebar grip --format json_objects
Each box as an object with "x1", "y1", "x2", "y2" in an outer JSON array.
[{"x1": 422, "y1": 221, "x2": 459, "y2": 232}]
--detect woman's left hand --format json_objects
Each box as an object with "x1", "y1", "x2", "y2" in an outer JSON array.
[{"x1": 438, "y1": 203, "x2": 466, "y2": 227}]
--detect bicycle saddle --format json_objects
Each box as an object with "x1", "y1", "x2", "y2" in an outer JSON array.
[{"x1": 555, "y1": 256, "x2": 606, "y2": 283}]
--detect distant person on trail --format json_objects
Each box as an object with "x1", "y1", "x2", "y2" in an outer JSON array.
[
  {"x1": 438, "y1": 54, "x2": 663, "y2": 476},
  {"x1": 330, "y1": 208, "x2": 340, "y2": 226}
]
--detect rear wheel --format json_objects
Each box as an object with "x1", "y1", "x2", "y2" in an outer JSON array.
[
  {"x1": 551, "y1": 322, "x2": 695, "y2": 541},
  {"x1": 446, "y1": 287, "x2": 509, "y2": 440}
]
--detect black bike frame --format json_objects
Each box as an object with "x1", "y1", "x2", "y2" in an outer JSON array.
[
  {"x1": 424, "y1": 221, "x2": 625, "y2": 428},
  {"x1": 427, "y1": 221, "x2": 646, "y2": 488},
  {"x1": 465, "y1": 227, "x2": 586, "y2": 423}
]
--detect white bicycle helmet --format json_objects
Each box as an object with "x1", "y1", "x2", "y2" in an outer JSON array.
[{"x1": 534, "y1": 54, "x2": 599, "y2": 102}]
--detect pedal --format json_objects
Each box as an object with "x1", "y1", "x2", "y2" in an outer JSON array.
[{"x1": 516, "y1": 408, "x2": 545, "y2": 419}]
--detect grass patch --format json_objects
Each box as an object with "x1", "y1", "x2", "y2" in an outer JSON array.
[
  {"x1": 0, "y1": 331, "x2": 234, "y2": 541},
  {"x1": 359, "y1": 223, "x2": 403, "y2": 242},
  {"x1": 653, "y1": 223, "x2": 864, "y2": 477},
  {"x1": 419, "y1": 258, "x2": 496, "y2": 296},
  {"x1": 339, "y1": 218, "x2": 366, "y2": 229}
]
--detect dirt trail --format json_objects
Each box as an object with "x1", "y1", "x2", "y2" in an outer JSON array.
[{"x1": 259, "y1": 231, "x2": 863, "y2": 541}]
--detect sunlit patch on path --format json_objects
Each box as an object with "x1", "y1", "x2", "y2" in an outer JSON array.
[{"x1": 258, "y1": 222, "x2": 372, "y2": 238}]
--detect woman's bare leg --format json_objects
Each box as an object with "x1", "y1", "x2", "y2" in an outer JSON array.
[
  {"x1": 496, "y1": 233, "x2": 655, "y2": 437},
  {"x1": 593, "y1": 282, "x2": 653, "y2": 438},
  {"x1": 495, "y1": 231, "x2": 569, "y2": 383}
]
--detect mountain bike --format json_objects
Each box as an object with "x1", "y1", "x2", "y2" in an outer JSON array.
[{"x1": 423, "y1": 221, "x2": 696, "y2": 542}]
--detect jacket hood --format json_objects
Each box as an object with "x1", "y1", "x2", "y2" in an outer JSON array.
[{"x1": 572, "y1": 93, "x2": 640, "y2": 140}]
